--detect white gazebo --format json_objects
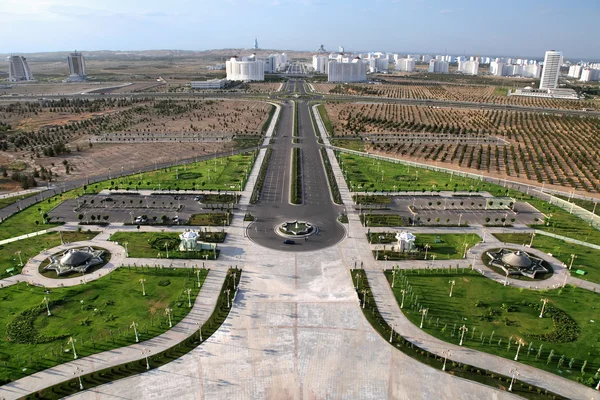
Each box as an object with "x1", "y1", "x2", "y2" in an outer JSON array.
[
  {"x1": 179, "y1": 230, "x2": 200, "y2": 251},
  {"x1": 396, "y1": 231, "x2": 416, "y2": 252}
]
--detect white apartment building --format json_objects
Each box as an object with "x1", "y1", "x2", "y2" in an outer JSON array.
[
  {"x1": 568, "y1": 65, "x2": 583, "y2": 79},
  {"x1": 490, "y1": 61, "x2": 541, "y2": 78},
  {"x1": 428, "y1": 59, "x2": 449, "y2": 73},
  {"x1": 7, "y1": 55, "x2": 34, "y2": 81},
  {"x1": 421, "y1": 55, "x2": 432, "y2": 63},
  {"x1": 580, "y1": 68, "x2": 600, "y2": 82},
  {"x1": 66, "y1": 51, "x2": 86, "y2": 82},
  {"x1": 458, "y1": 60, "x2": 479, "y2": 75},
  {"x1": 368, "y1": 57, "x2": 388, "y2": 73},
  {"x1": 191, "y1": 79, "x2": 227, "y2": 89},
  {"x1": 226, "y1": 56, "x2": 264, "y2": 81},
  {"x1": 327, "y1": 58, "x2": 367, "y2": 82},
  {"x1": 539, "y1": 50, "x2": 563, "y2": 90},
  {"x1": 396, "y1": 58, "x2": 416, "y2": 72},
  {"x1": 312, "y1": 55, "x2": 328, "y2": 73}
]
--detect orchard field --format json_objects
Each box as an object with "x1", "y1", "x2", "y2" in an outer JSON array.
[{"x1": 324, "y1": 102, "x2": 600, "y2": 193}]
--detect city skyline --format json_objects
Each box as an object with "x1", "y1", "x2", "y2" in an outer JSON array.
[{"x1": 1, "y1": 0, "x2": 599, "y2": 59}]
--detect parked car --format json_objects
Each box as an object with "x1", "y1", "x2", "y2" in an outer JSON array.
[{"x1": 283, "y1": 239, "x2": 295, "y2": 245}]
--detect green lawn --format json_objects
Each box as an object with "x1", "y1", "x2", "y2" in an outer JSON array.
[
  {"x1": 372, "y1": 233, "x2": 480, "y2": 260},
  {"x1": 331, "y1": 139, "x2": 365, "y2": 152},
  {"x1": 189, "y1": 213, "x2": 232, "y2": 226},
  {"x1": 0, "y1": 267, "x2": 207, "y2": 382},
  {"x1": 494, "y1": 233, "x2": 600, "y2": 285},
  {"x1": 388, "y1": 270, "x2": 600, "y2": 386},
  {"x1": 353, "y1": 194, "x2": 391, "y2": 205},
  {"x1": 553, "y1": 195, "x2": 598, "y2": 213},
  {"x1": 361, "y1": 213, "x2": 405, "y2": 227},
  {"x1": 0, "y1": 192, "x2": 37, "y2": 209},
  {"x1": 0, "y1": 231, "x2": 98, "y2": 278},
  {"x1": 109, "y1": 152, "x2": 256, "y2": 192},
  {"x1": 109, "y1": 232, "x2": 219, "y2": 260},
  {"x1": 338, "y1": 152, "x2": 600, "y2": 246}
]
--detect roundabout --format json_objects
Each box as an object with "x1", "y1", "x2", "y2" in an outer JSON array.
[{"x1": 276, "y1": 220, "x2": 317, "y2": 237}]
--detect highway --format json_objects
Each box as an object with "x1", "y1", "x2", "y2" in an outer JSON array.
[{"x1": 246, "y1": 80, "x2": 346, "y2": 251}]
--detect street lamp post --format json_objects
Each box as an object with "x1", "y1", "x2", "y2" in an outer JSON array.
[
  {"x1": 514, "y1": 339, "x2": 525, "y2": 361},
  {"x1": 166, "y1": 307, "x2": 173, "y2": 328},
  {"x1": 124, "y1": 242, "x2": 129, "y2": 257},
  {"x1": 400, "y1": 289, "x2": 406, "y2": 309},
  {"x1": 142, "y1": 348, "x2": 151, "y2": 370},
  {"x1": 568, "y1": 254, "x2": 577, "y2": 270},
  {"x1": 165, "y1": 243, "x2": 169, "y2": 259},
  {"x1": 131, "y1": 321, "x2": 139, "y2": 342},
  {"x1": 187, "y1": 288, "x2": 192, "y2": 307},
  {"x1": 196, "y1": 270, "x2": 202, "y2": 287},
  {"x1": 139, "y1": 278, "x2": 146, "y2": 296},
  {"x1": 449, "y1": 280, "x2": 456, "y2": 297},
  {"x1": 16, "y1": 250, "x2": 23, "y2": 266},
  {"x1": 420, "y1": 308, "x2": 428, "y2": 328},
  {"x1": 442, "y1": 349, "x2": 451, "y2": 371},
  {"x1": 424, "y1": 244, "x2": 430, "y2": 260},
  {"x1": 539, "y1": 298, "x2": 549, "y2": 318},
  {"x1": 463, "y1": 243, "x2": 468, "y2": 258},
  {"x1": 459, "y1": 324, "x2": 468, "y2": 346},
  {"x1": 68, "y1": 336, "x2": 78, "y2": 359},
  {"x1": 42, "y1": 296, "x2": 51, "y2": 316},
  {"x1": 508, "y1": 368, "x2": 520, "y2": 392},
  {"x1": 74, "y1": 366, "x2": 84, "y2": 390},
  {"x1": 389, "y1": 323, "x2": 396, "y2": 343}
]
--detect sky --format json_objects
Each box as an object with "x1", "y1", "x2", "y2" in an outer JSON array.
[{"x1": 1, "y1": 0, "x2": 599, "y2": 60}]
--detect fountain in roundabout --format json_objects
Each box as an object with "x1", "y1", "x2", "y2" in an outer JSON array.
[{"x1": 276, "y1": 220, "x2": 317, "y2": 238}]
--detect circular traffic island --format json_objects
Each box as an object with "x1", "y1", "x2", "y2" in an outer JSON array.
[{"x1": 276, "y1": 220, "x2": 318, "y2": 238}]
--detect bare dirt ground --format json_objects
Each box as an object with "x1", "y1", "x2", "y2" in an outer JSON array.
[
  {"x1": 35, "y1": 141, "x2": 231, "y2": 184},
  {"x1": 0, "y1": 83, "x2": 130, "y2": 96}
]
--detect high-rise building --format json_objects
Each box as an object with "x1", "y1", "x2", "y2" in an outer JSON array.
[
  {"x1": 66, "y1": 51, "x2": 86, "y2": 82},
  {"x1": 428, "y1": 59, "x2": 449, "y2": 74},
  {"x1": 580, "y1": 68, "x2": 600, "y2": 82},
  {"x1": 312, "y1": 55, "x2": 328, "y2": 74},
  {"x1": 568, "y1": 65, "x2": 582, "y2": 79},
  {"x1": 253, "y1": 38, "x2": 259, "y2": 50},
  {"x1": 458, "y1": 60, "x2": 479, "y2": 75},
  {"x1": 396, "y1": 58, "x2": 416, "y2": 72},
  {"x1": 7, "y1": 55, "x2": 34, "y2": 82},
  {"x1": 539, "y1": 50, "x2": 563, "y2": 90},
  {"x1": 226, "y1": 56, "x2": 264, "y2": 81},
  {"x1": 327, "y1": 58, "x2": 367, "y2": 82}
]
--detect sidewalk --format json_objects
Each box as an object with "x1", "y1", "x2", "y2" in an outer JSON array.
[{"x1": 0, "y1": 268, "x2": 227, "y2": 400}]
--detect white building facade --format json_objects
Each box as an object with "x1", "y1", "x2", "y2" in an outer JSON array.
[
  {"x1": 191, "y1": 79, "x2": 227, "y2": 89},
  {"x1": 396, "y1": 58, "x2": 416, "y2": 72},
  {"x1": 7, "y1": 55, "x2": 34, "y2": 81},
  {"x1": 428, "y1": 59, "x2": 449, "y2": 73},
  {"x1": 66, "y1": 51, "x2": 86, "y2": 82},
  {"x1": 312, "y1": 55, "x2": 328, "y2": 73},
  {"x1": 539, "y1": 50, "x2": 563, "y2": 90},
  {"x1": 580, "y1": 68, "x2": 600, "y2": 82},
  {"x1": 226, "y1": 56, "x2": 264, "y2": 81},
  {"x1": 458, "y1": 60, "x2": 479, "y2": 75},
  {"x1": 568, "y1": 65, "x2": 583, "y2": 79},
  {"x1": 327, "y1": 58, "x2": 367, "y2": 83}
]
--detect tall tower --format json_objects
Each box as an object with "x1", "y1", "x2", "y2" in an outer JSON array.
[
  {"x1": 539, "y1": 50, "x2": 563, "y2": 90},
  {"x1": 67, "y1": 51, "x2": 87, "y2": 81},
  {"x1": 253, "y1": 37, "x2": 259, "y2": 50},
  {"x1": 7, "y1": 55, "x2": 34, "y2": 82}
]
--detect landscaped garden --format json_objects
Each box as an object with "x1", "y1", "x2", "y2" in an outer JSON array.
[
  {"x1": 386, "y1": 269, "x2": 600, "y2": 386},
  {"x1": 370, "y1": 233, "x2": 480, "y2": 261},
  {"x1": 189, "y1": 212, "x2": 232, "y2": 226},
  {"x1": 494, "y1": 233, "x2": 600, "y2": 285},
  {"x1": 109, "y1": 232, "x2": 219, "y2": 260},
  {"x1": 0, "y1": 231, "x2": 98, "y2": 278},
  {"x1": 0, "y1": 266, "x2": 207, "y2": 382}
]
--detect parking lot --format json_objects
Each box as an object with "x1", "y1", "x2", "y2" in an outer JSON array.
[
  {"x1": 48, "y1": 194, "x2": 231, "y2": 224},
  {"x1": 356, "y1": 194, "x2": 544, "y2": 226}
]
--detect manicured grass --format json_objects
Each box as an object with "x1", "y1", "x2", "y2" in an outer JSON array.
[
  {"x1": 361, "y1": 213, "x2": 405, "y2": 227},
  {"x1": 0, "y1": 231, "x2": 98, "y2": 278},
  {"x1": 317, "y1": 104, "x2": 334, "y2": 135},
  {"x1": 109, "y1": 232, "x2": 219, "y2": 260},
  {"x1": 106, "y1": 152, "x2": 256, "y2": 192},
  {"x1": 320, "y1": 148, "x2": 342, "y2": 204},
  {"x1": 494, "y1": 233, "x2": 600, "y2": 285},
  {"x1": 0, "y1": 192, "x2": 37, "y2": 209},
  {"x1": 197, "y1": 194, "x2": 240, "y2": 204},
  {"x1": 189, "y1": 212, "x2": 232, "y2": 226},
  {"x1": 291, "y1": 147, "x2": 302, "y2": 204},
  {"x1": 0, "y1": 267, "x2": 207, "y2": 382},
  {"x1": 353, "y1": 194, "x2": 391, "y2": 205},
  {"x1": 352, "y1": 270, "x2": 567, "y2": 400},
  {"x1": 339, "y1": 152, "x2": 506, "y2": 193},
  {"x1": 25, "y1": 268, "x2": 241, "y2": 399},
  {"x1": 338, "y1": 152, "x2": 600, "y2": 246},
  {"x1": 388, "y1": 269, "x2": 600, "y2": 386},
  {"x1": 371, "y1": 233, "x2": 480, "y2": 260},
  {"x1": 553, "y1": 195, "x2": 598, "y2": 213},
  {"x1": 250, "y1": 148, "x2": 272, "y2": 204}
]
